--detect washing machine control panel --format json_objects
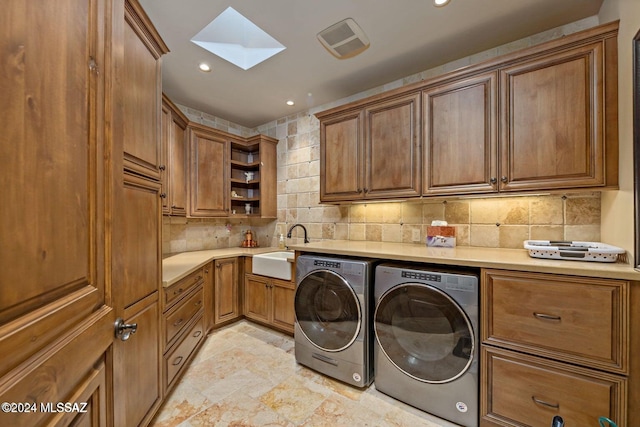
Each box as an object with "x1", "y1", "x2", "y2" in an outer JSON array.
[
  {"x1": 401, "y1": 271, "x2": 441, "y2": 282},
  {"x1": 313, "y1": 260, "x2": 341, "y2": 268}
]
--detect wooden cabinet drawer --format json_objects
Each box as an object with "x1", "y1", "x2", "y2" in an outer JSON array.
[
  {"x1": 165, "y1": 285, "x2": 204, "y2": 346},
  {"x1": 482, "y1": 270, "x2": 628, "y2": 372},
  {"x1": 481, "y1": 346, "x2": 626, "y2": 427},
  {"x1": 164, "y1": 268, "x2": 204, "y2": 308},
  {"x1": 165, "y1": 315, "x2": 205, "y2": 389}
]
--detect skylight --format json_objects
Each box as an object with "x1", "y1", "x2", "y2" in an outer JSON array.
[{"x1": 191, "y1": 7, "x2": 286, "y2": 71}]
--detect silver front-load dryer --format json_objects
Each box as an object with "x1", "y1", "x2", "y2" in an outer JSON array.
[
  {"x1": 294, "y1": 255, "x2": 374, "y2": 388},
  {"x1": 374, "y1": 263, "x2": 479, "y2": 427}
]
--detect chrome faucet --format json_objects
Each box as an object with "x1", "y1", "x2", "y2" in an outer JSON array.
[{"x1": 287, "y1": 224, "x2": 310, "y2": 243}]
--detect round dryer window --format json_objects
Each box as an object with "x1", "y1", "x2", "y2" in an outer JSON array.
[
  {"x1": 295, "y1": 270, "x2": 361, "y2": 352},
  {"x1": 374, "y1": 283, "x2": 474, "y2": 383}
]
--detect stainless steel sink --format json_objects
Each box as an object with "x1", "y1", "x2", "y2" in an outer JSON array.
[{"x1": 252, "y1": 251, "x2": 294, "y2": 280}]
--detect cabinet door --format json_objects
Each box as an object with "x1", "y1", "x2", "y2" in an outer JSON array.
[
  {"x1": 189, "y1": 127, "x2": 229, "y2": 217},
  {"x1": 482, "y1": 346, "x2": 626, "y2": 427},
  {"x1": 244, "y1": 274, "x2": 271, "y2": 324},
  {"x1": 214, "y1": 257, "x2": 239, "y2": 324},
  {"x1": 500, "y1": 42, "x2": 607, "y2": 191},
  {"x1": 364, "y1": 93, "x2": 421, "y2": 199},
  {"x1": 271, "y1": 279, "x2": 295, "y2": 334},
  {"x1": 112, "y1": 295, "x2": 162, "y2": 427},
  {"x1": 122, "y1": 6, "x2": 164, "y2": 181},
  {"x1": 203, "y1": 262, "x2": 215, "y2": 332},
  {"x1": 320, "y1": 110, "x2": 365, "y2": 201},
  {"x1": 169, "y1": 114, "x2": 187, "y2": 216},
  {"x1": 0, "y1": 0, "x2": 113, "y2": 425},
  {"x1": 160, "y1": 103, "x2": 171, "y2": 214},
  {"x1": 423, "y1": 72, "x2": 498, "y2": 195}
]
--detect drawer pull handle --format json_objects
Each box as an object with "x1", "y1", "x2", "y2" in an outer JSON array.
[
  {"x1": 193, "y1": 330, "x2": 202, "y2": 338},
  {"x1": 173, "y1": 288, "x2": 183, "y2": 296},
  {"x1": 195, "y1": 275, "x2": 202, "y2": 282},
  {"x1": 173, "y1": 318, "x2": 184, "y2": 327},
  {"x1": 534, "y1": 312, "x2": 562, "y2": 321},
  {"x1": 532, "y1": 396, "x2": 559, "y2": 409},
  {"x1": 172, "y1": 356, "x2": 183, "y2": 366}
]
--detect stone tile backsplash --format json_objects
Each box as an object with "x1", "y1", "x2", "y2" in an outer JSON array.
[{"x1": 163, "y1": 16, "x2": 604, "y2": 254}]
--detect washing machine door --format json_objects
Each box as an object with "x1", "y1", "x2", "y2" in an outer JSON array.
[
  {"x1": 375, "y1": 283, "x2": 474, "y2": 383},
  {"x1": 295, "y1": 269, "x2": 361, "y2": 352}
]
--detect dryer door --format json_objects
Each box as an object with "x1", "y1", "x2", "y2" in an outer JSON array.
[
  {"x1": 295, "y1": 269, "x2": 361, "y2": 352},
  {"x1": 375, "y1": 283, "x2": 474, "y2": 383}
]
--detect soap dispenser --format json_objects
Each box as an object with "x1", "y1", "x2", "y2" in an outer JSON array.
[{"x1": 278, "y1": 233, "x2": 285, "y2": 249}]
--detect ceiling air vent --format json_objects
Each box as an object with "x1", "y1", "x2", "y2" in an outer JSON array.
[{"x1": 317, "y1": 18, "x2": 370, "y2": 59}]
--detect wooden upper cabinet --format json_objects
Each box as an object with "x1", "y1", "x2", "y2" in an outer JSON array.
[
  {"x1": 423, "y1": 72, "x2": 498, "y2": 195},
  {"x1": 188, "y1": 125, "x2": 229, "y2": 217},
  {"x1": 315, "y1": 21, "x2": 618, "y2": 202},
  {"x1": 122, "y1": 3, "x2": 168, "y2": 181},
  {"x1": 500, "y1": 37, "x2": 617, "y2": 192},
  {"x1": 161, "y1": 94, "x2": 188, "y2": 216},
  {"x1": 318, "y1": 92, "x2": 421, "y2": 202},
  {"x1": 320, "y1": 110, "x2": 365, "y2": 201},
  {"x1": 365, "y1": 93, "x2": 421, "y2": 199}
]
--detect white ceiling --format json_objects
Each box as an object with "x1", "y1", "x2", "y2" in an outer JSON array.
[{"x1": 139, "y1": 0, "x2": 603, "y2": 128}]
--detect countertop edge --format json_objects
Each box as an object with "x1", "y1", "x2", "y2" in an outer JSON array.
[
  {"x1": 162, "y1": 247, "x2": 283, "y2": 287},
  {"x1": 287, "y1": 241, "x2": 640, "y2": 281}
]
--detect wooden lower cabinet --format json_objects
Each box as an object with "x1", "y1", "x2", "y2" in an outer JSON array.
[
  {"x1": 161, "y1": 278, "x2": 205, "y2": 395},
  {"x1": 214, "y1": 258, "x2": 241, "y2": 325},
  {"x1": 244, "y1": 274, "x2": 295, "y2": 334},
  {"x1": 481, "y1": 346, "x2": 626, "y2": 427},
  {"x1": 481, "y1": 269, "x2": 630, "y2": 427}
]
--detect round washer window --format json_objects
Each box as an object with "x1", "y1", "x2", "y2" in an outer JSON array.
[
  {"x1": 374, "y1": 283, "x2": 474, "y2": 383},
  {"x1": 295, "y1": 269, "x2": 361, "y2": 352}
]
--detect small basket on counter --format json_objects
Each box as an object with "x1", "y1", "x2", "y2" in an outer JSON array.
[{"x1": 524, "y1": 240, "x2": 625, "y2": 263}]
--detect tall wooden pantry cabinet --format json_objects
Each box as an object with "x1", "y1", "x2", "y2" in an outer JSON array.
[{"x1": 0, "y1": 1, "x2": 168, "y2": 426}]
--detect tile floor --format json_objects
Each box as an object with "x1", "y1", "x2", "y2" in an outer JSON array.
[{"x1": 151, "y1": 320, "x2": 460, "y2": 427}]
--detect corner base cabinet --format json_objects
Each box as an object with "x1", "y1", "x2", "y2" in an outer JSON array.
[{"x1": 244, "y1": 274, "x2": 295, "y2": 334}]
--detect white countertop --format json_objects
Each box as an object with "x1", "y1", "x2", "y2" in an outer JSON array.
[
  {"x1": 162, "y1": 247, "x2": 279, "y2": 287},
  {"x1": 287, "y1": 240, "x2": 640, "y2": 281}
]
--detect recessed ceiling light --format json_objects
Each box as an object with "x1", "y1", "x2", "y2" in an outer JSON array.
[
  {"x1": 199, "y1": 63, "x2": 212, "y2": 72},
  {"x1": 286, "y1": 100, "x2": 295, "y2": 106},
  {"x1": 434, "y1": 0, "x2": 451, "y2": 6}
]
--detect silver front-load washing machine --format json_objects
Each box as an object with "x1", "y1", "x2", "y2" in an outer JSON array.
[
  {"x1": 294, "y1": 255, "x2": 375, "y2": 388},
  {"x1": 374, "y1": 263, "x2": 479, "y2": 427}
]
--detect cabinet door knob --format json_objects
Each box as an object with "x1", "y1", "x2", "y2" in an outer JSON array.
[
  {"x1": 490, "y1": 177, "x2": 497, "y2": 184},
  {"x1": 501, "y1": 176, "x2": 508, "y2": 183},
  {"x1": 114, "y1": 318, "x2": 138, "y2": 342},
  {"x1": 159, "y1": 165, "x2": 166, "y2": 171},
  {"x1": 160, "y1": 193, "x2": 167, "y2": 199},
  {"x1": 357, "y1": 188, "x2": 362, "y2": 193}
]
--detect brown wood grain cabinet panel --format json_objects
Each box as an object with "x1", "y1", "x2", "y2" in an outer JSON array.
[
  {"x1": 122, "y1": 3, "x2": 166, "y2": 180},
  {"x1": 271, "y1": 279, "x2": 295, "y2": 334},
  {"x1": 189, "y1": 126, "x2": 229, "y2": 217},
  {"x1": 244, "y1": 274, "x2": 271, "y2": 324},
  {"x1": 320, "y1": 110, "x2": 364, "y2": 201},
  {"x1": 161, "y1": 94, "x2": 189, "y2": 216},
  {"x1": 365, "y1": 93, "x2": 421, "y2": 198},
  {"x1": 482, "y1": 269, "x2": 628, "y2": 373},
  {"x1": 116, "y1": 174, "x2": 162, "y2": 308},
  {"x1": 0, "y1": 0, "x2": 113, "y2": 425},
  {"x1": 113, "y1": 295, "x2": 162, "y2": 427},
  {"x1": 481, "y1": 347, "x2": 626, "y2": 427},
  {"x1": 244, "y1": 273, "x2": 295, "y2": 334},
  {"x1": 423, "y1": 72, "x2": 498, "y2": 194},
  {"x1": 0, "y1": 0, "x2": 102, "y2": 324},
  {"x1": 500, "y1": 42, "x2": 607, "y2": 191},
  {"x1": 214, "y1": 257, "x2": 240, "y2": 324}
]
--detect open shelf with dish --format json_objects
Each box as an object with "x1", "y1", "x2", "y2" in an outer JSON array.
[{"x1": 228, "y1": 136, "x2": 276, "y2": 218}]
